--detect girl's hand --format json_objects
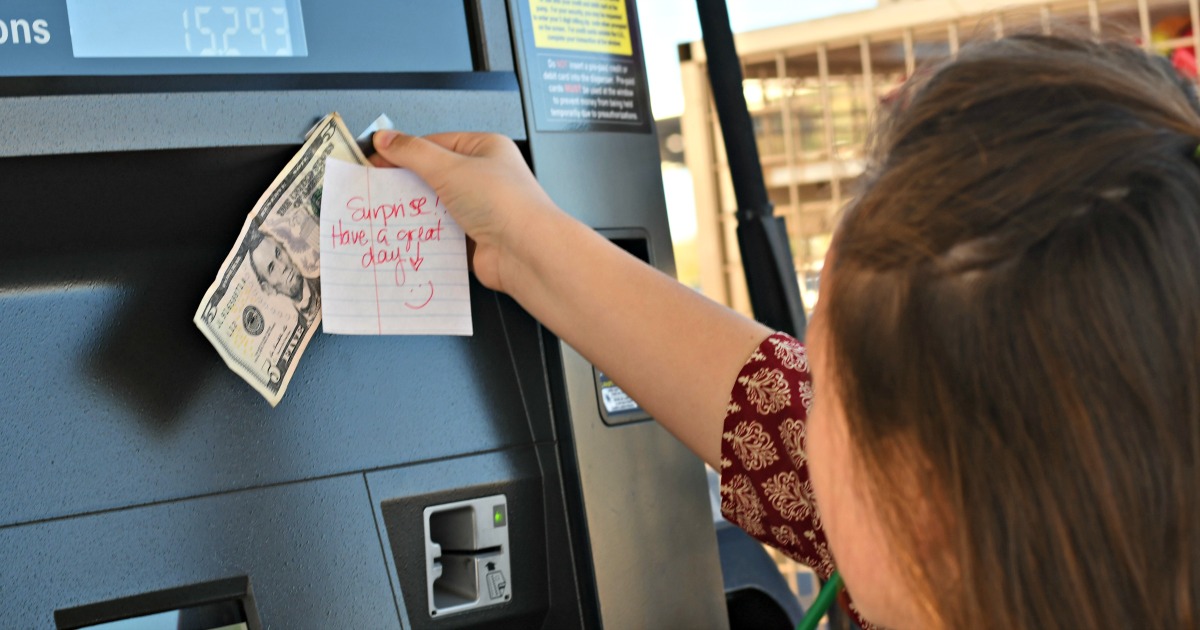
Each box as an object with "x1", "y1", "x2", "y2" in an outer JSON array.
[{"x1": 370, "y1": 131, "x2": 560, "y2": 294}]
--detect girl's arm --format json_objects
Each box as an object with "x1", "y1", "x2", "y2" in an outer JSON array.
[{"x1": 371, "y1": 131, "x2": 771, "y2": 466}]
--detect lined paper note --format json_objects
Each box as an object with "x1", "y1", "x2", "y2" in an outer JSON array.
[{"x1": 319, "y1": 158, "x2": 472, "y2": 336}]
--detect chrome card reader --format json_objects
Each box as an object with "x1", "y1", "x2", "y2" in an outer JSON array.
[{"x1": 424, "y1": 495, "x2": 511, "y2": 618}]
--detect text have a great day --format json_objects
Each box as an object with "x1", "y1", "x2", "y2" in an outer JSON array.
[
  {"x1": 318, "y1": 157, "x2": 472, "y2": 336},
  {"x1": 329, "y1": 195, "x2": 445, "y2": 276}
]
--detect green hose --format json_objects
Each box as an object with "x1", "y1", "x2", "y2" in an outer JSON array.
[{"x1": 796, "y1": 570, "x2": 844, "y2": 630}]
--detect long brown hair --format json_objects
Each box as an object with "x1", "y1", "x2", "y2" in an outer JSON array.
[{"x1": 824, "y1": 33, "x2": 1200, "y2": 628}]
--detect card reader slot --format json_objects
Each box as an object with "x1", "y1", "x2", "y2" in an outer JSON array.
[
  {"x1": 423, "y1": 494, "x2": 512, "y2": 617},
  {"x1": 439, "y1": 546, "x2": 503, "y2": 556}
]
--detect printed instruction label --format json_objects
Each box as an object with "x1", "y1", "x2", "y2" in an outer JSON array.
[
  {"x1": 539, "y1": 55, "x2": 640, "y2": 125},
  {"x1": 596, "y1": 370, "x2": 641, "y2": 414},
  {"x1": 520, "y1": 0, "x2": 651, "y2": 133},
  {"x1": 530, "y1": 0, "x2": 632, "y2": 56},
  {"x1": 601, "y1": 384, "x2": 638, "y2": 413}
]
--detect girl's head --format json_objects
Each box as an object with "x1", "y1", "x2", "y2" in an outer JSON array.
[{"x1": 808, "y1": 33, "x2": 1200, "y2": 628}]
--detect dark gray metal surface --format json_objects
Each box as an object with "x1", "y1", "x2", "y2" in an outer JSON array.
[
  {"x1": 0, "y1": 89, "x2": 525, "y2": 158},
  {"x1": 0, "y1": 15, "x2": 574, "y2": 621},
  {"x1": 0, "y1": 138, "x2": 550, "y2": 529},
  {"x1": 0, "y1": 253, "x2": 539, "y2": 527},
  {"x1": 505, "y1": 3, "x2": 732, "y2": 627},
  {"x1": 468, "y1": 0, "x2": 516, "y2": 72},
  {"x1": 0, "y1": 475, "x2": 401, "y2": 628}
]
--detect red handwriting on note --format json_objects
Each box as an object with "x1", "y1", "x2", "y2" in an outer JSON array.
[{"x1": 319, "y1": 158, "x2": 472, "y2": 336}]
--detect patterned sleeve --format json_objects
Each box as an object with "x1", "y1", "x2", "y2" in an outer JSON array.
[{"x1": 719, "y1": 332, "x2": 876, "y2": 629}]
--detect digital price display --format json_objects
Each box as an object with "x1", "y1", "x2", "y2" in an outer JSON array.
[{"x1": 66, "y1": 0, "x2": 307, "y2": 58}]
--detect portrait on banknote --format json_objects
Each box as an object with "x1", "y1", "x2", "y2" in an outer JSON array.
[{"x1": 194, "y1": 113, "x2": 367, "y2": 405}]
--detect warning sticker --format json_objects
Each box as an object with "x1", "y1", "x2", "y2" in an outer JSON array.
[
  {"x1": 600, "y1": 383, "x2": 639, "y2": 414},
  {"x1": 519, "y1": 0, "x2": 651, "y2": 134},
  {"x1": 530, "y1": 0, "x2": 633, "y2": 56},
  {"x1": 539, "y1": 55, "x2": 640, "y2": 125},
  {"x1": 594, "y1": 369, "x2": 647, "y2": 425}
]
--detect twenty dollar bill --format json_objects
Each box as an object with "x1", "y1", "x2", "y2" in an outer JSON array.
[{"x1": 194, "y1": 113, "x2": 369, "y2": 405}]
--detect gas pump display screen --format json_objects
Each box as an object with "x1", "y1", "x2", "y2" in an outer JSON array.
[
  {"x1": 0, "y1": 0, "x2": 472, "y2": 77},
  {"x1": 66, "y1": 0, "x2": 308, "y2": 58}
]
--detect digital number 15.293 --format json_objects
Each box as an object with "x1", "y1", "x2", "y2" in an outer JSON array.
[{"x1": 181, "y1": 6, "x2": 294, "y2": 56}]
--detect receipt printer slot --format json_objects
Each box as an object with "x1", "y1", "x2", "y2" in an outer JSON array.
[
  {"x1": 424, "y1": 495, "x2": 511, "y2": 618},
  {"x1": 55, "y1": 576, "x2": 259, "y2": 630}
]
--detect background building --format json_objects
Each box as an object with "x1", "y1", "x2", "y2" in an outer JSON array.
[{"x1": 680, "y1": 0, "x2": 1200, "y2": 316}]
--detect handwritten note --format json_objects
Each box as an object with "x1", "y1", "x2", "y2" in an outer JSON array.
[{"x1": 319, "y1": 158, "x2": 472, "y2": 336}]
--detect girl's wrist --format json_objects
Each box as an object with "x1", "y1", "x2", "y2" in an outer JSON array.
[{"x1": 494, "y1": 198, "x2": 575, "y2": 300}]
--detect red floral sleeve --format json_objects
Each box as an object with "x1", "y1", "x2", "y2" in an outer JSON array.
[{"x1": 720, "y1": 332, "x2": 876, "y2": 629}]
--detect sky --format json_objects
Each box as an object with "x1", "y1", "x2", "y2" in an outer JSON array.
[{"x1": 635, "y1": 0, "x2": 878, "y2": 119}]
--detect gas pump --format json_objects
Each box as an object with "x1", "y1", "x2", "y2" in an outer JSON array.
[{"x1": 0, "y1": 1, "x2": 726, "y2": 628}]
